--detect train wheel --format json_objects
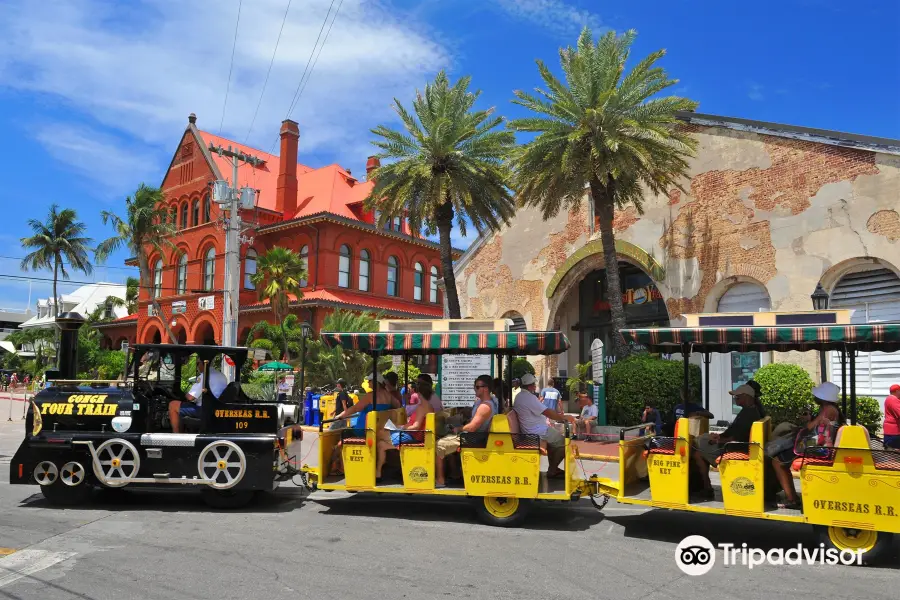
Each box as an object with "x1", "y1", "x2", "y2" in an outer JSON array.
[
  {"x1": 201, "y1": 488, "x2": 255, "y2": 510},
  {"x1": 198, "y1": 441, "x2": 246, "y2": 490},
  {"x1": 95, "y1": 439, "x2": 140, "y2": 488},
  {"x1": 473, "y1": 496, "x2": 531, "y2": 527},
  {"x1": 816, "y1": 525, "x2": 894, "y2": 564}
]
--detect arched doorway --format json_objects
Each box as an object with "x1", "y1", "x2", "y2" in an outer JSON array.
[
  {"x1": 170, "y1": 325, "x2": 187, "y2": 345},
  {"x1": 142, "y1": 325, "x2": 162, "y2": 344},
  {"x1": 502, "y1": 311, "x2": 527, "y2": 332},
  {"x1": 707, "y1": 281, "x2": 772, "y2": 419},
  {"x1": 828, "y1": 265, "x2": 900, "y2": 408},
  {"x1": 576, "y1": 262, "x2": 669, "y2": 366},
  {"x1": 194, "y1": 320, "x2": 216, "y2": 346}
]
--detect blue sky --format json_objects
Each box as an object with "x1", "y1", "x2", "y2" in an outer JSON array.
[{"x1": 0, "y1": 0, "x2": 897, "y2": 310}]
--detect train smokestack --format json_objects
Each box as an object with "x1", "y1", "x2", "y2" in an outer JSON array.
[{"x1": 56, "y1": 312, "x2": 85, "y2": 380}]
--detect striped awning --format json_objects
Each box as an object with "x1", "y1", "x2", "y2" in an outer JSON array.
[
  {"x1": 621, "y1": 323, "x2": 900, "y2": 353},
  {"x1": 320, "y1": 331, "x2": 570, "y2": 355}
]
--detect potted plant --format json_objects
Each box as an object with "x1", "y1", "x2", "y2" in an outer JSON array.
[{"x1": 566, "y1": 361, "x2": 594, "y2": 406}]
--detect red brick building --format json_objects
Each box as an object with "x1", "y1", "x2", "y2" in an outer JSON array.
[{"x1": 129, "y1": 114, "x2": 455, "y2": 351}]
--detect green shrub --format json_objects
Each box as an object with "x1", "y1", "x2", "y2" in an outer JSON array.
[
  {"x1": 855, "y1": 396, "x2": 882, "y2": 434},
  {"x1": 503, "y1": 358, "x2": 535, "y2": 381},
  {"x1": 753, "y1": 363, "x2": 813, "y2": 424},
  {"x1": 606, "y1": 354, "x2": 701, "y2": 426},
  {"x1": 385, "y1": 363, "x2": 421, "y2": 385}
]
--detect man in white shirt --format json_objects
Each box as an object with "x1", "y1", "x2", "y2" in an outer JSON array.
[
  {"x1": 513, "y1": 373, "x2": 570, "y2": 478},
  {"x1": 168, "y1": 364, "x2": 227, "y2": 433}
]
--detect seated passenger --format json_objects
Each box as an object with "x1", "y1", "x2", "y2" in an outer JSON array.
[
  {"x1": 169, "y1": 363, "x2": 227, "y2": 433},
  {"x1": 434, "y1": 374, "x2": 498, "y2": 488},
  {"x1": 375, "y1": 382, "x2": 434, "y2": 481},
  {"x1": 771, "y1": 382, "x2": 841, "y2": 510},
  {"x1": 383, "y1": 372, "x2": 404, "y2": 407},
  {"x1": 691, "y1": 383, "x2": 764, "y2": 497},
  {"x1": 513, "y1": 373, "x2": 570, "y2": 478},
  {"x1": 408, "y1": 374, "x2": 443, "y2": 414},
  {"x1": 330, "y1": 374, "x2": 399, "y2": 475}
]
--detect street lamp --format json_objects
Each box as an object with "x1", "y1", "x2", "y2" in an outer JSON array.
[
  {"x1": 298, "y1": 321, "x2": 312, "y2": 401},
  {"x1": 811, "y1": 283, "x2": 829, "y2": 383}
]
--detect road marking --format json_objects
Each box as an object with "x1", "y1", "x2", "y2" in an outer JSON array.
[
  {"x1": 0, "y1": 549, "x2": 14, "y2": 556},
  {"x1": 0, "y1": 549, "x2": 76, "y2": 589}
]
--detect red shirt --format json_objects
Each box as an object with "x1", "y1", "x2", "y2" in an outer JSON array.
[{"x1": 884, "y1": 395, "x2": 900, "y2": 436}]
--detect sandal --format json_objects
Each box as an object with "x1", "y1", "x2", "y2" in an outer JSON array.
[{"x1": 777, "y1": 499, "x2": 802, "y2": 510}]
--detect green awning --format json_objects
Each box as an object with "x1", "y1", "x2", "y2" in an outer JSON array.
[
  {"x1": 257, "y1": 361, "x2": 293, "y2": 371},
  {"x1": 320, "y1": 330, "x2": 570, "y2": 355},
  {"x1": 621, "y1": 323, "x2": 900, "y2": 353}
]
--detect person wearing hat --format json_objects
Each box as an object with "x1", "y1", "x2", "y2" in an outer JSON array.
[
  {"x1": 770, "y1": 381, "x2": 842, "y2": 509},
  {"x1": 691, "y1": 382, "x2": 765, "y2": 498},
  {"x1": 513, "y1": 373, "x2": 570, "y2": 478},
  {"x1": 883, "y1": 384, "x2": 900, "y2": 449}
]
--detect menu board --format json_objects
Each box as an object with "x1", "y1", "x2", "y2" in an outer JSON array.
[{"x1": 440, "y1": 354, "x2": 493, "y2": 407}]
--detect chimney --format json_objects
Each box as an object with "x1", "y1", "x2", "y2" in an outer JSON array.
[
  {"x1": 276, "y1": 120, "x2": 300, "y2": 217},
  {"x1": 56, "y1": 312, "x2": 85, "y2": 380},
  {"x1": 365, "y1": 155, "x2": 380, "y2": 179}
]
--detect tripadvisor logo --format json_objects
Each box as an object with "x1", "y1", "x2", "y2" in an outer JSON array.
[{"x1": 675, "y1": 535, "x2": 863, "y2": 574}]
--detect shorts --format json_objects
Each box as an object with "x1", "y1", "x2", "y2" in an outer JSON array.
[
  {"x1": 540, "y1": 426, "x2": 565, "y2": 449},
  {"x1": 436, "y1": 434, "x2": 461, "y2": 458},
  {"x1": 694, "y1": 433, "x2": 724, "y2": 464},
  {"x1": 390, "y1": 431, "x2": 419, "y2": 446},
  {"x1": 179, "y1": 403, "x2": 201, "y2": 418},
  {"x1": 765, "y1": 436, "x2": 796, "y2": 464},
  {"x1": 884, "y1": 435, "x2": 900, "y2": 450}
]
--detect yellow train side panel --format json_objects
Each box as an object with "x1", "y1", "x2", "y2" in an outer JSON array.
[{"x1": 719, "y1": 418, "x2": 770, "y2": 515}]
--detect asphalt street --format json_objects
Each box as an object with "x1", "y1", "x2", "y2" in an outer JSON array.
[{"x1": 0, "y1": 402, "x2": 897, "y2": 600}]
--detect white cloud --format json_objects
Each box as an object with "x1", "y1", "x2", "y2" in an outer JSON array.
[
  {"x1": 492, "y1": 0, "x2": 606, "y2": 37},
  {"x1": 748, "y1": 83, "x2": 765, "y2": 101},
  {"x1": 0, "y1": 0, "x2": 450, "y2": 180},
  {"x1": 34, "y1": 123, "x2": 161, "y2": 198}
]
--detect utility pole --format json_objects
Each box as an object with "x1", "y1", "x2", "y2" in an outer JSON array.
[{"x1": 209, "y1": 143, "x2": 261, "y2": 382}]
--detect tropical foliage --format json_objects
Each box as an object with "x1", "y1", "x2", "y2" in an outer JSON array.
[
  {"x1": 304, "y1": 309, "x2": 388, "y2": 388},
  {"x1": 249, "y1": 247, "x2": 307, "y2": 361},
  {"x1": 364, "y1": 71, "x2": 517, "y2": 318},
  {"x1": 244, "y1": 314, "x2": 309, "y2": 364},
  {"x1": 509, "y1": 28, "x2": 697, "y2": 358},
  {"x1": 20, "y1": 204, "x2": 94, "y2": 323},
  {"x1": 566, "y1": 360, "x2": 594, "y2": 397}
]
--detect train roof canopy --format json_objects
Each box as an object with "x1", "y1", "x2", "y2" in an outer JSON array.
[
  {"x1": 621, "y1": 323, "x2": 900, "y2": 353},
  {"x1": 320, "y1": 330, "x2": 570, "y2": 355}
]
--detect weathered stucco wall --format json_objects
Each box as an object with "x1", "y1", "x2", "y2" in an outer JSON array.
[{"x1": 455, "y1": 123, "x2": 900, "y2": 375}]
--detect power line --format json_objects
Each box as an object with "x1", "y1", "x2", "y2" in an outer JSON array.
[
  {"x1": 244, "y1": 0, "x2": 294, "y2": 144},
  {"x1": 287, "y1": 0, "x2": 344, "y2": 119},
  {"x1": 219, "y1": 0, "x2": 244, "y2": 135},
  {"x1": 0, "y1": 256, "x2": 138, "y2": 271},
  {"x1": 268, "y1": 0, "x2": 337, "y2": 153}
]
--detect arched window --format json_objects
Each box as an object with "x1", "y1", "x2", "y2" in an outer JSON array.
[
  {"x1": 393, "y1": 216, "x2": 402, "y2": 232},
  {"x1": 244, "y1": 248, "x2": 257, "y2": 290},
  {"x1": 430, "y1": 265, "x2": 439, "y2": 303},
  {"x1": 192, "y1": 199, "x2": 200, "y2": 227},
  {"x1": 176, "y1": 253, "x2": 187, "y2": 295},
  {"x1": 203, "y1": 194, "x2": 211, "y2": 223},
  {"x1": 717, "y1": 282, "x2": 771, "y2": 415},
  {"x1": 299, "y1": 245, "x2": 309, "y2": 287},
  {"x1": 180, "y1": 204, "x2": 188, "y2": 230},
  {"x1": 203, "y1": 247, "x2": 216, "y2": 291},
  {"x1": 169, "y1": 207, "x2": 177, "y2": 226},
  {"x1": 387, "y1": 256, "x2": 399, "y2": 297},
  {"x1": 338, "y1": 245, "x2": 351, "y2": 288},
  {"x1": 413, "y1": 262, "x2": 424, "y2": 301},
  {"x1": 358, "y1": 250, "x2": 370, "y2": 291},
  {"x1": 152, "y1": 259, "x2": 163, "y2": 298}
]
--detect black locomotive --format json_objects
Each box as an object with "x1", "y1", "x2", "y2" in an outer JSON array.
[{"x1": 9, "y1": 312, "x2": 303, "y2": 508}]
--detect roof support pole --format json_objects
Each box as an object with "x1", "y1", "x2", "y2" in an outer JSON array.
[
  {"x1": 840, "y1": 347, "x2": 847, "y2": 421},
  {"x1": 682, "y1": 344, "x2": 691, "y2": 407},
  {"x1": 848, "y1": 344, "x2": 857, "y2": 426},
  {"x1": 702, "y1": 352, "x2": 711, "y2": 411}
]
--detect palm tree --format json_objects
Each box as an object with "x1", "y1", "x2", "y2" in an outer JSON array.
[
  {"x1": 124, "y1": 276, "x2": 139, "y2": 314},
  {"x1": 244, "y1": 314, "x2": 308, "y2": 362},
  {"x1": 364, "y1": 71, "x2": 517, "y2": 318},
  {"x1": 96, "y1": 183, "x2": 175, "y2": 337},
  {"x1": 21, "y1": 205, "x2": 94, "y2": 322},
  {"x1": 249, "y1": 247, "x2": 307, "y2": 361},
  {"x1": 510, "y1": 28, "x2": 698, "y2": 358}
]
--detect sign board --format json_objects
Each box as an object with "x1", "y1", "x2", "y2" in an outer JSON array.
[
  {"x1": 171, "y1": 300, "x2": 187, "y2": 314},
  {"x1": 284, "y1": 374, "x2": 295, "y2": 396},
  {"x1": 590, "y1": 338, "x2": 607, "y2": 426},
  {"x1": 253, "y1": 348, "x2": 268, "y2": 361},
  {"x1": 198, "y1": 296, "x2": 215, "y2": 311},
  {"x1": 392, "y1": 355, "x2": 402, "y2": 368},
  {"x1": 147, "y1": 304, "x2": 157, "y2": 317},
  {"x1": 439, "y1": 354, "x2": 492, "y2": 407}
]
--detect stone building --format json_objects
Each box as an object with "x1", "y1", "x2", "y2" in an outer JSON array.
[{"x1": 454, "y1": 111, "x2": 900, "y2": 417}]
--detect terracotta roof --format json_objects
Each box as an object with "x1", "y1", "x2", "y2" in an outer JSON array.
[
  {"x1": 196, "y1": 130, "x2": 373, "y2": 220},
  {"x1": 93, "y1": 314, "x2": 138, "y2": 328},
  {"x1": 241, "y1": 289, "x2": 444, "y2": 318}
]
